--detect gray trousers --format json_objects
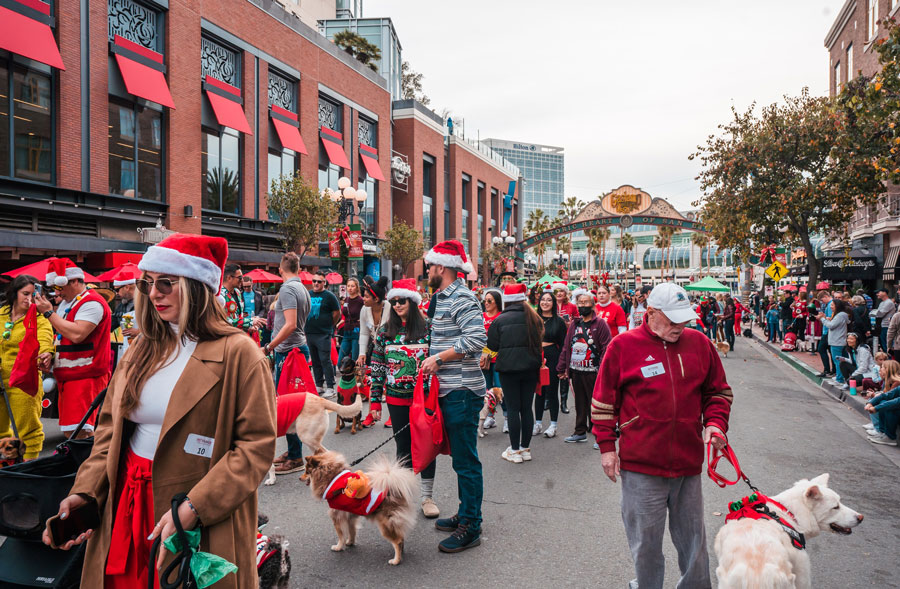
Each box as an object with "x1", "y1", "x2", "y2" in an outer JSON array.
[
  {"x1": 307, "y1": 332, "x2": 335, "y2": 388},
  {"x1": 620, "y1": 471, "x2": 711, "y2": 589}
]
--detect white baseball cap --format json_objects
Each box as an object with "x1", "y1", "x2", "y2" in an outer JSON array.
[{"x1": 646, "y1": 283, "x2": 698, "y2": 324}]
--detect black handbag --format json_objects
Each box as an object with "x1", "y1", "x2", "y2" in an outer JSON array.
[{"x1": 0, "y1": 388, "x2": 106, "y2": 541}]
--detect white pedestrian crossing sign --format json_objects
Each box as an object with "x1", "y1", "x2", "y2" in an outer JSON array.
[{"x1": 765, "y1": 260, "x2": 788, "y2": 281}]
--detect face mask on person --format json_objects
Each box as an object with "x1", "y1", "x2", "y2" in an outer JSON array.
[{"x1": 578, "y1": 306, "x2": 593, "y2": 317}]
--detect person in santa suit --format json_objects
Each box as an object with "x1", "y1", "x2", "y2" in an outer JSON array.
[
  {"x1": 34, "y1": 258, "x2": 111, "y2": 439},
  {"x1": 595, "y1": 284, "x2": 628, "y2": 336}
]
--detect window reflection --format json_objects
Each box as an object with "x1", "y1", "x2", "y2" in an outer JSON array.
[
  {"x1": 13, "y1": 68, "x2": 52, "y2": 182},
  {"x1": 1, "y1": 64, "x2": 10, "y2": 177},
  {"x1": 202, "y1": 129, "x2": 240, "y2": 214},
  {"x1": 109, "y1": 103, "x2": 135, "y2": 196}
]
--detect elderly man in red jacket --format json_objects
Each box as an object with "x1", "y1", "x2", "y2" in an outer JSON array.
[{"x1": 591, "y1": 283, "x2": 733, "y2": 589}]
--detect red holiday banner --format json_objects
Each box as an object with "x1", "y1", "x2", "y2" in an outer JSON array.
[{"x1": 348, "y1": 224, "x2": 363, "y2": 260}]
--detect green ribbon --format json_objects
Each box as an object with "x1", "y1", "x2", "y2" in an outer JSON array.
[{"x1": 163, "y1": 529, "x2": 238, "y2": 589}]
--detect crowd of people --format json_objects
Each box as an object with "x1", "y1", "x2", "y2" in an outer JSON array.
[{"x1": 0, "y1": 232, "x2": 894, "y2": 587}]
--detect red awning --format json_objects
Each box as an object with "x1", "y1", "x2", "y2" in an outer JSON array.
[
  {"x1": 359, "y1": 145, "x2": 386, "y2": 181},
  {"x1": 204, "y1": 75, "x2": 252, "y2": 135},
  {"x1": 320, "y1": 126, "x2": 350, "y2": 169},
  {"x1": 270, "y1": 105, "x2": 308, "y2": 155},
  {"x1": 111, "y1": 35, "x2": 174, "y2": 108},
  {"x1": 0, "y1": 0, "x2": 65, "y2": 70}
]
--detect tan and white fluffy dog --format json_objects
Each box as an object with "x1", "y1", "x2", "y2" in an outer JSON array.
[
  {"x1": 264, "y1": 393, "x2": 363, "y2": 486},
  {"x1": 715, "y1": 474, "x2": 863, "y2": 589},
  {"x1": 301, "y1": 451, "x2": 417, "y2": 565}
]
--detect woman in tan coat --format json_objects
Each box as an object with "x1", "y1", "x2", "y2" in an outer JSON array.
[{"x1": 42, "y1": 234, "x2": 276, "y2": 588}]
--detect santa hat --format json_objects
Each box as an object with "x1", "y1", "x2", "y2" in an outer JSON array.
[
  {"x1": 502, "y1": 283, "x2": 528, "y2": 303},
  {"x1": 138, "y1": 233, "x2": 228, "y2": 293},
  {"x1": 386, "y1": 278, "x2": 422, "y2": 305},
  {"x1": 572, "y1": 288, "x2": 595, "y2": 303},
  {"x1": 425, "y1": 240, "x2": 473, "y2": 274},
  {"x1": 112, "y1": 266, "x2": 140, "y2": 288},
  {"x1": 551, "y1": 281, "x2": 568, "y2": 292},
  {"x1": 45, "y1": 257, "x2": 85, "y2": 287}
]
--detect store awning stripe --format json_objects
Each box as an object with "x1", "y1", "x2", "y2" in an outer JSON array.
[
  {"x1": 320, "y1": 126, "x2": 350, "y2": 169},
  {"x1": 271, "y1": 116, "x2": 308, "y2": 155},
  {"x1": 884, "y1": 246, "x2": 899, "y2": 281},
  {"x1": 0, "y1": 1, "x2": 64, "y2": 70},
  {"x1": 204, "y1": 75, "x2": 252, "y2": 135},
  {"x1": 359, "y1": 146, "x2": 385, "y2": 181},
  {"x1": 111, "y1": 36, "x2": 174, "y2": 108}
]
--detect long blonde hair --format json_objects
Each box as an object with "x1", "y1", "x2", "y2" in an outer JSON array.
[
  {"x1": 121, "y1": 275, "x2": 240, "y2": 415},
  {"x1": 881, "y1": 359, "x2": 900, "y2": 391}
]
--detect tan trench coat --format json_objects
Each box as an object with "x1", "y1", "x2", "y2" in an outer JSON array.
[{"x1": 69, "y1": 332, "x2": 276, "y2": 588}]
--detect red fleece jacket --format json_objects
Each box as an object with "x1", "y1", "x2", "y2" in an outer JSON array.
[{"x1": 591, "y1": 321, "x2": 733, "y2": 478}]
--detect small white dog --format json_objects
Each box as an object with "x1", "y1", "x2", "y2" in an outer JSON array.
[{"x1": 715, "y1": 474, "x2": 863, "y2": 589}]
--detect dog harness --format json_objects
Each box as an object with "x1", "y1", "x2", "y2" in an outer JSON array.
[
  {"x1": 322, "y1": 469, "x2": 385, "y2": 516},
  {"x1": 725, "y1": 492, "x2": 806, "y2": 550},
  {"x1": 256, "y1": 533, "x2": 277, "y2": 569},
  {"x1": 275, "y1": 393, "x2": 306, "y2": 438}
]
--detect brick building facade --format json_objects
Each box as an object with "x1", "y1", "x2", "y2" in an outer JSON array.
[{"x1": 826, "y1": 0, "x2": 900, "y2": 283}]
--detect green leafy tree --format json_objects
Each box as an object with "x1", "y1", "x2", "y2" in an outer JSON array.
[
  {"x1": 558, "y1": 196, "x2": 586, "y2": 223},
  {"x1": 401, "y1": 61, "x2": 430, "y2": 105},
  {"x1": 267, "y1": 173, "x2": 337, "y2": 259},
  {"x1": 332, "y1": 30, "x2": 381, "y2": 72},
  {"x1": 691, "y1": 89, "x2": 882, "y2": 289},
  {"x1": 525, "y1": 209, "x2": 551, "y2": 269},
  {"x1": 382, "y1": 217, "x2": 424, "y2": 277}
]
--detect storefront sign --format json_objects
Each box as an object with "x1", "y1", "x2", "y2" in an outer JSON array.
[
  {"x1": 348, "y1": 224, "x2": 363, "y2": 260},
  {"x1": 362, "y1": 236, "x2": 378, "y2": 253},
  {"x1": 820, "y1": 256, "x2": 877, "y2": 280}
]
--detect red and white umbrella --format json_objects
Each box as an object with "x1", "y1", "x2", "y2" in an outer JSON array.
[
  {"x1": 244, "y1": 268, "x2": 283, "y2": 283},
  {"x1": 95, "y1": 261, "x2": 141, "y2": 282},
  {"x1": 2, "y1": 258, "x2": 99, "y2": 283},
  {"x1": 325, "y1": 272, "x2": 343, "y2": 285}
]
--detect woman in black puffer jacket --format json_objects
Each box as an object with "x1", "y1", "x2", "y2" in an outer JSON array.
[{"x1": 486, "y1": 283, "x2": 544, "y2": 463}]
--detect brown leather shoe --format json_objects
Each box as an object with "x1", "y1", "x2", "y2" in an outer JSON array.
[
  {"x1": 274, "y1": 458, "x2": 304, "y2": 475},
  {"x1": 273, "y1": 451, "x2": 289, "y2": 465}
]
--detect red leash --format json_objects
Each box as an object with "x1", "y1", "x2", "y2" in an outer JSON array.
[{"x1": 706, "y1": 431, "x2": 758, "y2": 492}]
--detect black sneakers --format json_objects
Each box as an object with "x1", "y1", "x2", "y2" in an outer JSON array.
[
  {"x1": 434, "y1": 514, "x2": 459, "y2": 532},
  {"x1": 438, "y1": 519, "x2": 481, "y2": 553}
]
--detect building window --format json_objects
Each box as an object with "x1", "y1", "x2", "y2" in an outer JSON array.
[
  {"x1": 266, "y1": 68, "x2": 298, "y2": 220},
  {"x1": 491, "y1": 187, "x2": 499, "y2": 223},
  {"x1": 108, "y1": 100, "x2": 162, "y2": 200},
  {"x1": 476, "y1": 214, "x2": 483, "y2": 260},
  {"x1": 201, "y1": 37, "x2": 238, "y2": 87},
  {"x1": 318, "y1": 96, "x2": 342, "y2": 190},
  {"x1": 108, "y1": 0, "x2": 161, "y2": 51},
  {"x1": 869, "y1": 0, "x2": 878, "y2": 40},
  {"x1": 318, "y1": 97, "x2": 341, "y2": 132},
  {"x1": 357, "y1": 167, "x2": 376, "y2": 234},
  {"x1": 834, "y1": 61, "x2": 841, "y2": 94},
  {"x1": 423, "y1": 155, "x2": 435, "y2": 248},
  {"x1": 846, "y1": 43, "x2": 853, "y2": 81},
  {"x1": 444, "y1": 200, "x2": 451, "y2": 239},
  {"x1": 461, "y1": 173, "x2": 470, "y2": 209},
  {"x1": 267, "y1": 149, "x2": 295, "y2": 220},
  {"x1": 358, "y1": 116, "x2": 375, "y2": 147},
  {"x1": 0, "y1": 60, "x2": 53, "y2": 183},
  {"x1": 267, "y1": 70, "x2": 295, "y2": 112},
  {"x1": 477, "y1": 182, "x2": 485, "y2": 215},
  {"x1": 202, "y1": 128, "x2": 240, "y2": 214},
  {"x1": 462, "y1": 209, "x2": 469, "y2": 251}
]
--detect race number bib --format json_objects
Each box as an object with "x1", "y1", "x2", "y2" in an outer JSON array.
[
  {"x1": 184, "y1": 434, "x2": 214, "y2": 458},
  {"x1": 641, "y1": 362, "x2": 666, "y2": 378}
]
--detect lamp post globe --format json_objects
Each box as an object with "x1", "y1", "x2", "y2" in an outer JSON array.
[{"x1": 337, "y1": 176, "x2": 351, "y2": 190}]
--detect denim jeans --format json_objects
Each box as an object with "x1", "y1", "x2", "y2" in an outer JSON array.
[
  {"x1": 830, "y1": 345, "x2": 848, "y2": 383},
  {"x1": 274, "y1": 345, "x2": 309, "y2": 460},
  {"x1": 875, "y1": 407, "x2": 900, "y2": 439},
  {"x1": 439, "y1": 389, "x2": 484, "y2": 528},
  {"x1": 723, "y1": 319, "x2": 735, "y2": 349},
  {"x1": 339, "y1": 328, "x2": 360, "y2": 364},
  {"x1": 766, "y1": 321, "x2": 779, "y2": 342},
  {"x1": 307, "y1": 332, "x2": 335, "y2": 388},
  {"x1": 880, "y1": 326, "x2": 889, "y2": 355}
]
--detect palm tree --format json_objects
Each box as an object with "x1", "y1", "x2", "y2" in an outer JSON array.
[
  {"x1": 656, "y1": 226, "x2": 677, "y2": 280},
  {"x1": 667, "y1": 228, "x2": 681, "y2": 280},
  {"x1": 654, "y1": 234, "x2": 666, "y2": 280},
  {"x1": 525, "y1": 209, "x2": 550, "y2": 269},
  {"x1": 620, "y1": 232, "x2": 636, "y2": 287},
  {"x1": 691, "y1": 232, "x2": 710, "y2": 278},
  {"x1": 557, "y1": 236, "x2": 572, "y2": 273},
  {"x1": 558, "y1": 196, "x2": 585, "y2": 223},
  {"x1": 587, "y1": 227, "x2": 611, "y2": 277},
  {"x1": 585, "y1": 228, "x2": 603, "y2": 278}
]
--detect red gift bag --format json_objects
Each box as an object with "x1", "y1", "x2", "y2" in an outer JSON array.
[
  {"x1": 330, "y1": 337, "x2": 339, "y2": 366},
  {"x1": 277, "y1": 347, "x2": 317, "y2": 396},
  {"x1": 409, "y1": 372, "x2": 450, "y2": 473},
  {"x1": 535, "y1": 354, "x2": 550, "y2": 397},
  {"x1": 9, "y1": 305, "x2": 40, "y2": 396}
]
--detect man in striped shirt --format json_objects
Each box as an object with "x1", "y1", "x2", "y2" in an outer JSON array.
[{"x1": 420, "y1": 240, "x2": 487, "y2": 554}]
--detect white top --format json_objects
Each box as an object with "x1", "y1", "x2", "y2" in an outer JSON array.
[
  {"x1": 56, "y1": 289, "x2": 103, "y2": 325},
  {"x1": 129, "y1": 331, "x2": 198, "y2": 459},
  {"x1": 358, "y1": 302, "x2": 390, "y2": 357}
]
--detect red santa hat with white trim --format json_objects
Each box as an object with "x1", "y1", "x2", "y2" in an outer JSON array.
[
  {"x1": 502, "y1": 283, "x2": 528, "y2": 303},
  {"x1": 45, "y1": 257, "x2": 85, "y2": 287},
  {"x1": 112, "y1": 266, "x2": 140, "y2": 288},
  {"x1": 386, "y1": 278, "x2": 422, "y2": 305},
  {"x1": 424, "y1": 239, "x2": 473, "y2": 274},
  {"x1": 138, "y1": 233, "x2": 228, "y2": 293},
  {"x1": 551, "y1": 281, "x2": 568, "y2": 292}
]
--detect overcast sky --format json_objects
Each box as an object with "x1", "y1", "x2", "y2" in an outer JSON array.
[{"x1": 366, "y1": 0, "x2": 838, "y2": 209}]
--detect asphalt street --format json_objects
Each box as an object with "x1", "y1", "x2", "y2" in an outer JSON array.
[{"x1": 256, "y1": 337, "x2": 900, "y2": 589}]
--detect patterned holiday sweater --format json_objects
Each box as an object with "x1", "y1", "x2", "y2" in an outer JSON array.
[{"x1": 370, "y1": 322, "x2": 430, "y2": 406}]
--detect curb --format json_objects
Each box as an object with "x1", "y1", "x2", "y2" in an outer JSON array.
[{"x1": 748, "y1": 329, "x2": 869, "y2": 418}]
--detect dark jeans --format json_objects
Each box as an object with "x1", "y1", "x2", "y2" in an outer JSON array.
[
  {"x1": 307, "y1": 332, "x2": 335, "y2": 388},
  {"x1": 880, "y1": 326, "x2": 890, "y2": 355},
  {"x1": 838, "y1": 358, "x2": 859, "y2": 383},
  {"x1": 817, "y1": 335, "x2": 834, "y2": 374},
  {"x1": 536, "y1": 365, "x2": 561, "y2": 423},
  {"x1": 439, "y1": 389, "x2": 484, "y2": 528},
  {"x1": 723, "y1": 319, "x2": 735, "y2": 349},
  {"x1": 339, "y1": 328, "x2": 360, "y2": 365},
  {"x1": 274, "y1": 345, "x2": 310, "y2": 460},
  {"x1": 705, "y1": 318, "x2": 717, "y2": 341},
  {"x1": 875, "y1": 407, "x2": 900, "y2": 439},
  {"x1": 388, "y1": 403, "x2": 436, "y2": 479},
  {"x1": 498, "y1": 371, "x2": 538, "y2": 450},
  {"x1": 570, "y1": 370, "x2": 598, "y2": 435}
]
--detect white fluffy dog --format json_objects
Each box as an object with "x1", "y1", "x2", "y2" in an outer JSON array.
[{"x1": 715, "y1": 474, "x2": 863, "y2": 589}]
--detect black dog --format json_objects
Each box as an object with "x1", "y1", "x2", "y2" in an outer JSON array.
[{"x1": 257, "y1": 513, "x2": 291, "y2": 589}]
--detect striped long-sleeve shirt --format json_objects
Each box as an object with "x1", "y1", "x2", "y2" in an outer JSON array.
[{"x1": 428, "y1": 279, "x2": 487, "y2": 396}]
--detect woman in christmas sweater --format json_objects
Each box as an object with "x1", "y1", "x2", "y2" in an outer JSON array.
[
  {"x1": 368, "y1": 278, "x2": 439, "y2": 518},
  {"x1": 594, "y1": 284, "x2": 628, "y2": 336}
]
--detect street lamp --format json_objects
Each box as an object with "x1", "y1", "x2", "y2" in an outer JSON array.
[
  {"x1": 322, "y1": 176, "x2": 368, "y2": 277},
  {"x1": 629, "y1": 262, "x2": 640, "y2": 291}
]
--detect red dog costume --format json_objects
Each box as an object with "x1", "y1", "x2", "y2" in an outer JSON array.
[
  {"x1": 275, "y1": 393, "x2": 307, "y2": 437},
  {"x1": 322, "y1": 470, "x2": 385, "y2": 516}
]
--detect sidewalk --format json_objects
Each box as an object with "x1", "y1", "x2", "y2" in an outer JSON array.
[{"x1": 746, "y1": 322, "x2": 869, "y2": 417}]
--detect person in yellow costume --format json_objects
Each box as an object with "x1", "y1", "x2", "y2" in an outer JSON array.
[{"x1": 0, "y1": 275, "x2": 55, "y2": 459}]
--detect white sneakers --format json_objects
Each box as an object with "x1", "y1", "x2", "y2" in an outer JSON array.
[
  {"x1": 483, "y1": 416, "x2": 497, "y2": 429},
  {"x1": 323, "y1": 387, "x2": 336, "y2": 399},
  {"x1": 863, "y1": 423, "x2": 876, "y2": 433},
  {"x1": 502, "y1": 447, "x2": 523, "y2": 463},
  {"x1": 543, "y1": 424, "x2": 558, "y2": 438},
  {"x1": 533, "y1": 422, "x2": 544, "y2": 436},
  {"x1": 519, "y1": 448, "x2": 532, "y2": 461},
  {"x1": 867, "y1": 432, "x2": 898, "y2": 446},
  {"x1": 502, "y1": 420, "x2": 509, "y2": 434}
]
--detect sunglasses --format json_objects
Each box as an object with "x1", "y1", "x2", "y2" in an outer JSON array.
[
  {"x1": 312, "y1": 279, "x2": 325, "y2": 284},
  {"x1": 2, "y1": 321, "x2": 12, "y2": 340},
  {"x1": 136, "y1": 277, "x2": 176, "y2": 296},
  {"x1": 390, "y1": 298, "x2": 410, "y2": 306}
]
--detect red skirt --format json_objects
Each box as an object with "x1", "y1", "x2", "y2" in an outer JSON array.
[
  {"x1": 58, "y1": 373, "x2": 109, "y2": 430},
  {"x1": 105, "y1": 448, "x2": 158, "y2": 588}
]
